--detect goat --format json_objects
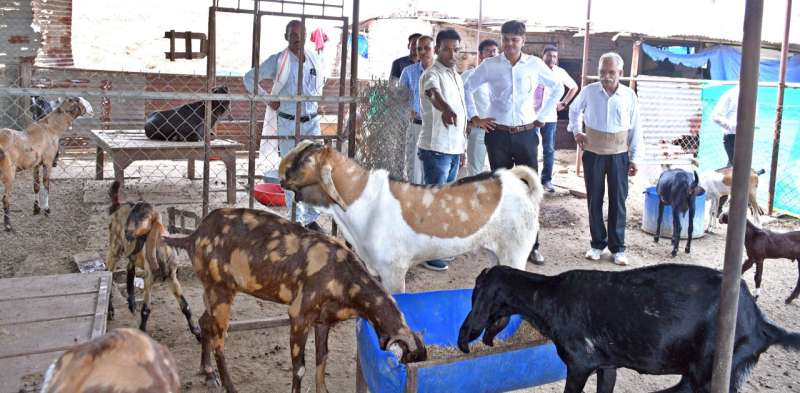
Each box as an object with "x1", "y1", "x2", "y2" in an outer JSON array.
[
  {"x1": 40, "y1": 328, "x2": 180, "y2": 393},
  {"x1": 0, "y1": 97, "x2": 92, "y2": 232},
  {"x1": 105, "y1": 181, "x2": 201, "y2": 340},
  {"x1": 161, "y1": 208, "x2": 427, "y2": 393},
  {"x1": 720, "y1": 212, "x2": 800, "y2": 303},
  {"x1": 458, "y1": 264, "x2": 800, "y2": 393},
  {"x1": 654, "y1": 169, "x2": 702, "y2": 256},
  {"x1": 279, "y1": 141, "x2": 544, "y2": 292},
  {"x1": 144, "y1": 86, "x2": 230, "y2": 142},
  {"x1": 701, "y1": 166, "x2": 765, "y2": 231}
]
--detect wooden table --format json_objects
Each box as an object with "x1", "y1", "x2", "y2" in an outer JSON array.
[
  {"x1": 0, "y1": 272, "x2": 111, "y2": 392},
  {"x1": 90, "y1": 129, "x2": 243, "y2": 204}
]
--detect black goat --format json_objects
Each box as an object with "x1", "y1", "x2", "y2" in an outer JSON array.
[
  {"x1": 655, "y1": 169, "x2": 702, "y2": 256},
  {"x1": 144, "y1": 86, "x2": 230, "y2": 142},
  {"x1": 458, "y1": 265, "x2": 800, "y2": 393},
  {"x1": 720, "y1": 213, "x2": 800, "y2": 304}
]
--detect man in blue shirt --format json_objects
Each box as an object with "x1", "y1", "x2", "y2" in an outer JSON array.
[
  {"x1": 390, "y1": 33, "x2": 422, "y2": 80},
  {"x1": 398, "y1": 35, "x2": 434, "y2": 184}
]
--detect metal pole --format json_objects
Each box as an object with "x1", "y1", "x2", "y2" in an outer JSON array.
[
  {"x1": 768, "y1": 0, "x2": 792, "y2": 215},
  {"x1": 347, "y1": 0, "x2": 360, "y2": 159},
  {"x1": 710, "y1": 0, "x2": 763, "y2": 391},
  {"x1": 247, "y1": 1, "x2": 261, "y2": 209},
  {"x1": 203, "y1": 6, "x2": 217, "y2": 217},
  {"x1": 290, "y1": 17, "x2": 307, "y2": 223},
  {"x1": 576, "y1": 0, "x2": 591, "y2": 176},
  {"x1": 476, "y1": 0, "x2": 482, "y2": 67}
]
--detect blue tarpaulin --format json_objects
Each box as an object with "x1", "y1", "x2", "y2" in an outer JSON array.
[{"x1": 642, "y1": 43, "x2": 800, "y2": 82}]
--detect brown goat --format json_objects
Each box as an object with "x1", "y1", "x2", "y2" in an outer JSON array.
[
  {"x1": 159, "y1": 208, "x2": 427, "y2": 393},
  {"x1": 39, "y1": 328, "x2": 180, "y2": 393},
  {"x1": 0, "y1": 97, "x2": 91, "y2": 232},
  {"x1": 720, "y1": 213, "x2": 800, "y2": 304},
  {"x1": 109, "y1": 184, "x2": 200, "y2": 340}
]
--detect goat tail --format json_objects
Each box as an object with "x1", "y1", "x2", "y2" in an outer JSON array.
[
  {"x1": 767, "y1": 323, "x2": 800, "y2": 351},
  {"x1": 163, "y1": 234, "x2": 195, "y2": 256},
  {"x1": 108, "y1": 180, "x2": 122, "y2": 214},
  {"x1": 508, "y1": 165, "x2": 544, "y2": 202}
]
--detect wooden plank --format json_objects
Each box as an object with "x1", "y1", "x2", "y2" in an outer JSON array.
[
  {"x1": 91, "y1": 129, "x2": 242, "y2": 149},
  {"x1": 0, "y1": 293, "x2": 96, "y2": 326},
  {"x1": 228, "y1": 316, "x2": 290, "y2": 332},
  {"x1": 91, "y1": 274, "x2": 110, "y2": 339},
  {"x1": 0, "y1": 273, "x2": 104, "y2": 300},
  {"x1": 0, "y1": 351, "x2": 63, "y2": 393},
  {"x1": 0, "y1": 315, "x2": 94, "y2": 358}
]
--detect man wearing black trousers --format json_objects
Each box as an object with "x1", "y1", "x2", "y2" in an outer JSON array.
[
  {"x1": 463, "y1": 20, "x2": 560, "y2": 265},
  {"x1": 569, "y1": 52, "x2": 642, "y2": 266}
]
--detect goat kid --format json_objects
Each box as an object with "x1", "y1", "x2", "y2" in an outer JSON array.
[
  {"x1": 701, "y1": 166, "x2": 765, "y2": 231},
  {"x1": 144, "y1": 86, "x2": 230, "y2": 141},
  {"x1": 458, "y1": 265, "x2": 800, "y2": 393},
  {"x1": 279, "y1": 141, "x2": 544, "y2": 292},
  {"x1": 720, "y1": 212, "x2": 800, "y2": 303},
  {"x1": 106, "y1": 183, "x2": 200, "y2": 340},
  {"x1": 0, "y1": 97, "x2": 92, "y2": 232},
  {"x1": 162, "y1": 208, "x2": 426, "y2": 393},
  {"x1": 654, "y1": 169, "x2": 702, "y2": 256},
  {"x1": 40, "y1": 328, "x2": 180, "y2": 393}
]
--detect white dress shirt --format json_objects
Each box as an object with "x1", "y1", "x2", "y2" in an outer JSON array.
[
  {"x1": 419, "y1": 60, "x2": 467, "y2": 155},
  {"x1": 463, "y1": 53, "x2": 560, "y2": 126},
  {"x1": 461, "y1": 68, "x2": 491, "y2": 118},
  {"x1": 536, "y1": 65, "x2": 578, "y2": 123},
  {"x1": 568, "y1": 82, "x2": 642, "y2": 162},
  {"x1": 711, "y1": 86, "x2": 739, "y2": 135}
]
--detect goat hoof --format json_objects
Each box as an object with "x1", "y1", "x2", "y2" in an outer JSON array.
[
  {"x1": 205, "y1": 372, "x2": 222, "y2": 388},
  {"x1": 685, "y1": 248, "x2": 691, "y2": 254},
  {"x1": 3, "y1": 225, "x2": 11, "y2": 232},
  {"x1": 785, "y1": 298, "x2": 795, "y2": 305},
  {"x1": 191, "y1": 326, "x2": 203, "y2": 342},
  {"x1": 33, "y1": 206, "x2": 40, "y2": 215},
  {"x1": 43, "y1": 209, "x2": 50, "y2": 216},
  {"x1": 653, "y1": 237, "x2": 659, "y2": 243},
  {"x1": 671, "y1": 250, "x2": 678, "y2": 257}
]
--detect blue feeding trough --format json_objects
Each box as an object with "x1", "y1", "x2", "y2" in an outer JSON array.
[
  {"x1": 356, "y1": 289, "x2": 566, "y2": 393},
  {"x1": 642, "y1": 186, "x2": 707, "y2": 239}
]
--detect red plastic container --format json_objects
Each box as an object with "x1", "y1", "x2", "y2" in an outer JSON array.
[{"x1": 253, "y1": 183, "x2": 286, "y2": 207}]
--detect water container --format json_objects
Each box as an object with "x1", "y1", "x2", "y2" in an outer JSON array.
[{"x1": 642, "y1": 186, "x2": 706, "y2": 239}]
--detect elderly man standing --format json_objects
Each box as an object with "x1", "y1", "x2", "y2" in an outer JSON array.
[
  {"x1": 417, "y1": 29, "x2": 467, "y2": 271},
  {"x1": 243, "y1": 19, "x2": 325, "y2": 229},
  {"x1": 460, "y1": 39, "x2": 498, "y2": 177},
  {"x1": 399, "y1": 35, "x2": 434, "y2": 184},
  {"x1": 569, "y1": 52, "x2": 642, "y2": 266},
  {"x1": 535, "y1": 45, "x2": 579, "y2": 192},
  {"x1": 464, "y1": 20, "x2": 560, "y2": 265}
]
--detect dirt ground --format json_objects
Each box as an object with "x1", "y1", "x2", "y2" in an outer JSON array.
[{"x1": 2, "y1": 151, "x2": 799, "y2": 393}]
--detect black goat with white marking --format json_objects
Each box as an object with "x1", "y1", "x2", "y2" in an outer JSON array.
[
  {"x1": 458, "y1": 265, "x2": 800, "y2": 393},
  {"x1": 655, "y1": 169, "x2": 702, "y2": 256}
]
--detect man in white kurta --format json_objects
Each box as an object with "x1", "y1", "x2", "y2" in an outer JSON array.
[
  {"x1": 243, "y1": 20, "x2": 325, "y2": 227},
  {"x1": 569, "y1": 52, "x2": 642, "y2": 266}
]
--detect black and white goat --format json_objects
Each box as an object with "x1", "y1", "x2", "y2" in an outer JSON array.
[
  {"x1": 458, "y1": 265, "x2": 800, "y2": 393},
  {"x1": 654, "y1": 169, "x2": 702, "y2": 257}
]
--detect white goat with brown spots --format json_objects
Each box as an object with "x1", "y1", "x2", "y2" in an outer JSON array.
[
  {"x1": 161, "y1": 208, "x2": 427, "y2": 393},
  {"x1": 279, "y1": 141, "x2": 544, "y2": 292},
  {"x1": 0, "y1": 97, "x2": 92, "y2": 231},
  {"x1": 40, "y1": 328, "x2": 180, "y2": 393}
]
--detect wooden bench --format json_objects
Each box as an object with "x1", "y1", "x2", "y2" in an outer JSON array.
[{"x1": 90, "y1": 129, "x2": 243, "y2": 204}]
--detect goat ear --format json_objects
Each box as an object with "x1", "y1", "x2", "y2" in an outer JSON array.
[
  {"x1": 144, "y1": 219, "x2": 167, "y2": 279},
  {"x1": 320, "y1": 164, "x2": 348, "y2": 210}
]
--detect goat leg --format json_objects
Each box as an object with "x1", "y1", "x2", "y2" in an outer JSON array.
[
  {"x1": 563, "y1": 366, "x2": 592, "y2": 393},
  {"x1": 198, "y1": 312, "x2": 220, "y2": 386},
  {"x1": 685, "y1": 203, "x2": 695, "y2": 254},
  {"x1": 289, "y1": 319, "x2": 310, "y2": 393},
  {"x1": 138, "y1": 273, "x2": 153, "y2": 332},
  {"x1": 754, "y1": 259, "x2": 764, "y2": 299},
  {"x1": 314, "y1": 324, "x2": 331, "y2": 393},
  {"x1": 208, "y1": 296, "x2": 235, "y2": 392},
  {"x1": 3, "y1": 188, "x2": 12, "y2": 232},
  {"x1": 139, "y1": 304, "x2": 151, "y2": 332},
  {"x1": 32, "y1": 166, "x2": 41, "y2": 215},
  {"x1": 126, "y1": 264, "x2": 136, "y2": 314},
  {"x1": 671, "y1": 211, "x2": 681, "y2": 258},
  {"x1": 655, "y1": 202, "x2": 665, "y2": 243},
  {"x1": 786, "y1": 259, "x2": 800, "y2": 304},
  {"x1": 42, "y1": 165, "x2": 50, "y2": 215},
  {"x1": 596, "y1": 367, "x2": 617, "y2": 393},
  {"x1": 166, "y1": 268, "x2": 201, "y2": 340}
]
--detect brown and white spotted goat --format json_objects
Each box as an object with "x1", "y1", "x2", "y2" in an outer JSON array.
[
  {"x1": 40, "y1": 328, "x2": 180, "y2": 393},
  {"x1": 0, "y1": 97, "x2": 91, "y2": 232},
  {"x1": 107, "y1": 181, "x2": 200, "y2": 340},
  {"x1": 162, "y1": 208, "x2": 427, "y2": 393}
]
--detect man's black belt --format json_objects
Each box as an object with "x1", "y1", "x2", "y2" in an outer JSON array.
[
  {"x1": 494, "y1": 122, "x2": 537, "y2": 134},
  {"x1": 277, "y1": 112, "x2": 319, "y2": 122}
]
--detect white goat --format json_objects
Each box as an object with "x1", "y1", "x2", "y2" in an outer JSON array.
[
  {"x1": 0, "y1": 97, "x2": 92, "y2": 231},
  {"x1": 279, "y1": 141, "x2": 544, "y2": 292},
  {"x1": 700, "y1": 166, "x2": 765, "y2": 231}
]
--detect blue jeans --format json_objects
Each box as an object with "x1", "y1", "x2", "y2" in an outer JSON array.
[
  {"x1": 418, "y1": 148, "x2": 460, "y2": 184},
  {"x1": 538, "y1": 122, "x2": 557, "y2": 184}
]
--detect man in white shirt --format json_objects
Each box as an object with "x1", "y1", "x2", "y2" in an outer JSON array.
[
  {"x1": 534, "y1": 45, "x2": 579, "y2": 192},
  {"x1": 569, "y1": 52, "x2": 642, "y2": 266},
  {"x1": 243, "y1": 20, "x2": 325, "y2": 229},
  {"x1": 460, "y1": 39, "x2": 498, "y2": 177},
  {"x1": 711, "y1": 85, "x2": 740, "y2": 166},
  {"x1": 399, "y1": 35, "x2": 434, "y2": 184},
  {"x1": 463, "y1": 20, "x2": 560, "y2": 265},
  {"x1": 418, "y1": 29, "x2": 467, "y2": 271}
]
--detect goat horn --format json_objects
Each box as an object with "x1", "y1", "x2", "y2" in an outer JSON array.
[{"x1": 320, "y1": 164, "x2": 348, "y2": 210}]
